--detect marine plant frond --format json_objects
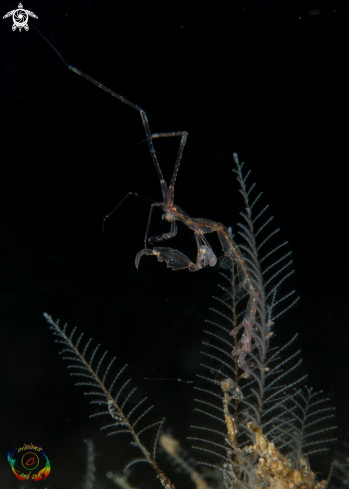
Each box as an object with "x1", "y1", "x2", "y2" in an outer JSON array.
[
  {"x1": 284, "y1": 387, "x2": 337, "y2": 464},
  {"x1": 233, "y1": 154, "x2": 299, "y2": 323},
  {"x1": 43, "y1": 313, "x2": 176, "y2": 489},
  {"x1": 160, "y1": 434, "x2": 217, "y2": 489},
  {"x1": 189, "y1": 159, "x2": 335, "y2": 489},
  {"x1": 83, "y1": 439, "x2": 96, "y2": 489}
]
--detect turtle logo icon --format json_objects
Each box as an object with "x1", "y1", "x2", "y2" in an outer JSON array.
[{"x1": 3, "y1": 3, "x2": 38, "y2": 32}]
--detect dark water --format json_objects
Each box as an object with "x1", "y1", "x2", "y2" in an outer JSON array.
[{"x1": 0, "y1": 2, "x2": 348, "y2": 487}]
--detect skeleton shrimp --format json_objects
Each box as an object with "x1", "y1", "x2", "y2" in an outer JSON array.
[{"x1": 35, "y1": 27, "x2": 263, "y2": 377}]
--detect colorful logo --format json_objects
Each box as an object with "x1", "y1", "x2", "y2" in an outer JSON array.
[{"x1": 7, "y1": 443, "x2": 51, "y2": 481}]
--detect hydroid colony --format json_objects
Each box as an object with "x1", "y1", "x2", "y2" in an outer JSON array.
[
  {"x1": 41, "y1": 31, "x2": 336, "y2": 489},
  {"x1": 44, "y1": 156, "x2": 336, "y2": 489}
]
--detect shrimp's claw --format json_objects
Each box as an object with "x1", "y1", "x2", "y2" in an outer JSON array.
[
  {"x1": 135, "y1": 247, "x2": 198, "y2": 271},
  {"x1": 135, "y1": 248, "x2": 157, "y2": 269}
]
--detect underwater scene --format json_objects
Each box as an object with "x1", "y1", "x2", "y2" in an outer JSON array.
[{"x1": 0, "y1": 2, "x2": 348, "y2": 488}]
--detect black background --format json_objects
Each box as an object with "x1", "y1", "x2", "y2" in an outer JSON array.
[{"x1": 0, "y1": 1, "x2": 348, "y2": 488}]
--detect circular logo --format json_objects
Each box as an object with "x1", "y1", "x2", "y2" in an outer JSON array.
[
  {"x1": 13, "y1": 8, "x2": 28, "y2": 29},
  {"x1": 7, "y1": 443, "x2": 51, "y2": 481},
  {"x1": 21, "y1": 451, "x2": 40, "y2": 471}
]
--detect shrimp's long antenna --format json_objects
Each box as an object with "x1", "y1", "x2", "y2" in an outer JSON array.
[{"x1": 31, "y1": 24, "x2": 188, "y2": 206}]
